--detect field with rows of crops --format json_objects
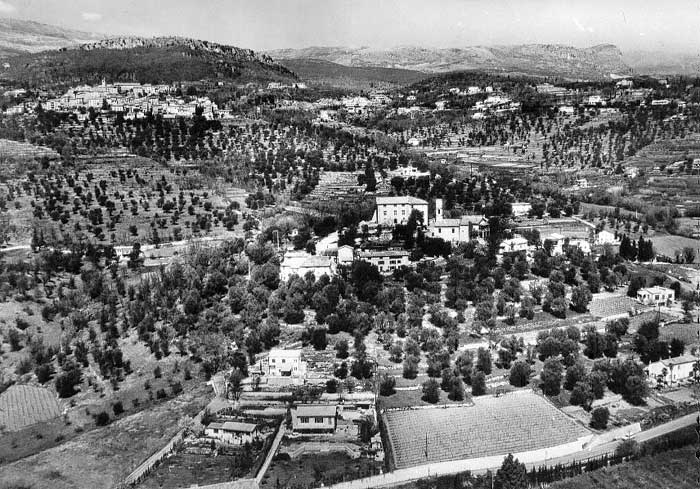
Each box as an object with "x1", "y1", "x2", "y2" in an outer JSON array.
[{"x1": 383, "y1": 390, "x2": 590, "y2": 469}]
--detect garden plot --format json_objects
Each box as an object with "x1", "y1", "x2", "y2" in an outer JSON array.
[
  {"x1": 0, "y1": 384, "x2": 61, "y2": 432},
  {"x1": 588, "y1": 293, "x2": 641, "y2": 318},
  {"x1": 383, "y1": 390, "x2": 590, "y2": 469}
]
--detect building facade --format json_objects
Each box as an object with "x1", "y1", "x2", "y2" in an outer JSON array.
[
  {"x1": 267, "y1": 349, "x2": 307, "y2": 378},
  {"x1": 637, "y1": 286, "x2": 675, "y2": 306},
  {"x1": 375, "y1": 196, "x2": 428, "y2": 225},
  {"x1": 291, "y1": 405, "x2": 337, "y2": 433},
  {"x1": 205, "y1": 421, "x2": 260, "y2": 445},
  {"x1": 357, "y1": 249, "x2": 411, "y2": 273}
]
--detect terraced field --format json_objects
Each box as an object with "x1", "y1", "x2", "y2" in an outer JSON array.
[
  {"x1": 384, "y1": 391, "x2": 590, "y2": 469},
  {"x1": 588, "y1": 294, "x2": 641, "y2": 318},
  {"x1": 0, "y1": 384, "x2": 61, "y2": 431}
]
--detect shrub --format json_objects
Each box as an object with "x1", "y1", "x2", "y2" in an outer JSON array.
[
  {"x1": 94, "y1": 411, "x2": 111, "y2": 426},
  {"x1": 326, "y1": 379, "x2": 338, "y2": 393},
  {"x1": 156, "y1": 388, "x2": 167, "y2": 399},
  {"x1": 15, "y1": 317, "x2": 30, "y2": 330},
  {"x1": 471, "y1": 371, "x2": 487, "y2": 396},
  {"x1": 509, "y1": 361, "x2": 531, "y2": 387},
  {"x1": 35, "y1": 363, "x2": 54, "y2": 383},
  {"x1": 170, "y1": 381, "x2": 183, "y2": 395},
  {"x1": 379, "y1": 374, "x2": 396, "y2": 396},
  {"x1": 590, "y1": 407, "x2": 609, "y2": 430},
  {"x1": 153, "y1": 365, "x2": 162, "y2": 378},
  {"x1": 112, "y1": 401, "x2": 124, "y2": 416},
  {"x1": 422, "y1": 378, "x2": 440, "y2": 403}
]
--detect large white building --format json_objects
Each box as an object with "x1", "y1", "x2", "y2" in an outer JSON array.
[
  {"x1": 279, "y1": 251, "x2": 336, "y2": 282},
  {"x1": 266, "y1": 349, "x2": 307, "y2": 378},
  {"x1": 637, "y1": 286, "x2": 675, "y2": 306},
  {"x1": 646, "y1": 355, "x2": 699, "y2": 385},
  {"x1": 357, "y1": 249, "x2": 411, "y2": 273},
  {"x1": 205, "y1": 421, "x2": 260, "y2": 445},
  {"x1": 374, "y1": 196, "x2": 428, "y2": 225}
]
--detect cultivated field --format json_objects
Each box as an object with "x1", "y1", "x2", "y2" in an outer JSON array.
[
  {"x1": 0, "y1": 384, "x2": 211, "y2": 489},
  {"x1": 0, "y1": 384, "x2": 61, "y2": 431},
  {"x1": 659, "y1": 322, "x2": 700, "y2": 346},
  {"x1": 588, "y1": 293, "x2": 641, "y2": 318},
  {"x1": 650, "y1": 235, "x2": 700, "y2": 261},
  {"x1": 383, "y1": 390, "x2": 590, "y2": 469}
]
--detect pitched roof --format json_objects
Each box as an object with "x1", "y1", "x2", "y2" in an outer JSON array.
[
  {"x1": 459, "y1": 215, "x2": 487, "y2": 225},
  {"x1": 431, "y1": 219, "x2": 461, "y2": 227},
  {"x1": 376, "y1": 196, "x2": 428, "y2": 205},
  {"x1": 208, "y1": 421, "x2": 258, "y2": 433},
  {"x1": 358, "y1": 249, "x2": 410, "y2": 258},
  {"x1": 294, "y1": 404, "x2": 337, "y2": 417},
  {"x1": 662, "y1": 354, "x2": 698, "y2": 367}
]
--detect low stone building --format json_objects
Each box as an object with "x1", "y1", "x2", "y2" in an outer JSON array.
[
  {"x1": 291, "y1": 404, "x2": 337, "y2": 433},
  {"x1": 204, "y1": 421, "x2": 260, "y2": 445}
]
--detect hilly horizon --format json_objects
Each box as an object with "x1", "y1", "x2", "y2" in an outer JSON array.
[
  {"x1": 0, "y1": 17, "x2": 104, "y2": 57},
  {"x1": 268, "y1": 44, "x2": 634, "y2": 80},
  {"x1": 0, "y1": 35, "x2": 296, "y2": 87}
]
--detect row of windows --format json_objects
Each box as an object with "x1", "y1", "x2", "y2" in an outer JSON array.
[{"x1": 298, "y1": 416, "x2": 326, "y2": 423}]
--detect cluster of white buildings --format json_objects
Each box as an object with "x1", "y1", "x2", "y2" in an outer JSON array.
[{"x1": 7, "y1": 79, "x2": 223, "y2": 120}]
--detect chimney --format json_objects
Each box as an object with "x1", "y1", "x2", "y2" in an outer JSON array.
[{"x1": 435, "y1": 198, "x2": 443, "y2": 220}]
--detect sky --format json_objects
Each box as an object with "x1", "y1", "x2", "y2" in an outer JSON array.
[{"x1": 1, "y1": 0, "x2": 700, "y2": 53}]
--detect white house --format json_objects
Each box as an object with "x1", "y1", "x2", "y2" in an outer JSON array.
[
  {"x1": 279, "y1": 251, "x2": 336, "y2": 282},
  {"x1": 375, "y1": 196, "x2": 428, "y2": 225},
  {"x1": 543, "y1": 233, "x2": 590, "y2": 255},
  {"x1": 267, "y1": 349, "x2": 307, "y2": 378},
  {"x1": 337, "y1": 245, "x2": 354, "y2": 266},
  {"x1": 291, "y1": 405, "x2": 337, "y2": 433},
  {"x1": 637, "y1": 286, "x2": 675, "y2": 306},
  {"x1": 205, "y1": 421, "x2": 260, "y2": 445},
  {"x1": 499, "y1": 235, "x2": 530, "y2": 254},
  {"x1": 646, "y1": 355, "x2": 699, "y2": 385},
  {"x1": 357, "y1": 249, "x2": 410, "y2": 273},
  {"x1": 511, "y1": 202, "x2": 532, "y2": 217},
  {"x1": 595, "y1": 230, "x2": 620, "y2": 246}
]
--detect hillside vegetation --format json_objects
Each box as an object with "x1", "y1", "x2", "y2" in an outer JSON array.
[{"x1": 0, "y1": 36, "x2": 297, "y2": 86}]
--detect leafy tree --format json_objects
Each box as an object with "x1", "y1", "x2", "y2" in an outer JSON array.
[
  {"x1": 590, "y1": 407, "x2": 609, "y2": 430},
  {"x1": 494, "y1": 453, "x2": 527, "y2": 489},
  {"x1": 570, "y1": 285, "x2": 592, "y2": 313},
  {"x1": 476, "y1": 347, "x2": 492, "y2": 375},
  {"x1": 564, "y1": 362, "x2": 587, "y2": 391},
  {"x1": 472, "y1": 371, "x2": 487, "y2": 396},
  {"x1": 335, "y1": 339, "x2": 349, "y2": 359},
  {"x1": 403, "y1": 354, "x2": 419, "y2": 379},
  {"x1": 509, "y1": 361, "x2": 531, "y2": 387},
  {"x1": 623, "y1": 375, "x2": 648, "y2": 405},
  {"x1": 570, "y1": 381, "x2": 594, "y2": 410},
  {"x1": 670, "y1": 338, "x2": 685, "y2": 357},
  {"x1": 379, "y1": 374, "x2": 396, "y2": 396},
  {"x1": 448, "y1": 376, "x2": 465, "y2": 401},
  {"x1": 326, "y1": 379, "x2": 338, "y2": 393},
  {"x1": 540, "y1": 358, "x2": 563, "y2": 396},
  {"x1": 422, "y1": 378, "x2": 440, "y2": 403}
]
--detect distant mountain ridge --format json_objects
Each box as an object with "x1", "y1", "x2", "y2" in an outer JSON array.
[
  {"x1": 268, "y1": 44, "x2": 632, "y2": 79},
  {"x1": 0, "y1": 35, "x2": 296, "y2": 86},
  {"x1": 0, "y1": 17, "x2": 103, "y2": 56}
]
